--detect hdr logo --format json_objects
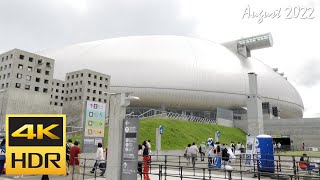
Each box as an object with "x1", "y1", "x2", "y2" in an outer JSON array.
[{"x1": 6, "y1": 114, "x2": 66, "y2": 175}]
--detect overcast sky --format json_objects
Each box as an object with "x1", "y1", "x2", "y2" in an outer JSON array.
[{"x1": 0, "y1": 0, "x2": 319, "y2": 117}]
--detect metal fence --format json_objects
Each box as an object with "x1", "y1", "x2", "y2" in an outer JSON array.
[{"x1": 71, "y1": 153, "x2": 320, "y2": 180}]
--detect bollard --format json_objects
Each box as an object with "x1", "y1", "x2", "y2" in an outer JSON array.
[
  {"x1": 159, "y1": 164, "x2": 162, "y2": 180},
  {"x1": 83, "y1": 159, "x2": 86, "y2": 180},
  {"x1": 180, "y1": 166, "x2": 183, "y2": 180},
  {"x1": 209, "y1": 168, "x2": 212, "y2": 180},
  {"x1": 164, "y1": 155, "x2": 167, "y2": 180},
  {"x1": 203, "y1": 168, "x2": 205, "y2": 180}
]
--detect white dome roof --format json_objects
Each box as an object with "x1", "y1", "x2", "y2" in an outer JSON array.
[{"x1": 40, "y1": 35, "x2": 304, "y2": 118}]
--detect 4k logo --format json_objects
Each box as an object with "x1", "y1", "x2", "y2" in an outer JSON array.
[{"x1": 6, "y1": 114, "x2": 66, "y2": 175}]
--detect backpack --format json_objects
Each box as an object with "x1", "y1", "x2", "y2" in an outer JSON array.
[{"x1": 222, "y1": 148, "x2": 229, "y2": 161}]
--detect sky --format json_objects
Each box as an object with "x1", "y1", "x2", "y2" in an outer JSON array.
[{"x1": 0, "y1": 0, "x2": 319, "y2": 117}]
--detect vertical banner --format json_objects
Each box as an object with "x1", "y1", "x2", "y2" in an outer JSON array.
[
  {"x1": 82, "y1": 101, "x2": 106, "y2": 153},
  {"x1": 244, "y1": 135, "x2": 255, "y2": 169},
  {"x1": 6, "y1": 114, "x2": 66, "y2": 175},
  {"x1": 121, "y1": 117, "x2": 139, "y2": 180}
]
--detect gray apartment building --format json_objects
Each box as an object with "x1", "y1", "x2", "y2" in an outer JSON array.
[
  {"x1": 63, "y1": 69, "x2": 110, "y2": 127},
  {"x1": 0, "y1": 49, "x2": 110, "y2": 130}
]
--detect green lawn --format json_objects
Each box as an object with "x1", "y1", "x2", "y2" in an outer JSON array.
[{"x1": 68, "y1": 118, "x2": 246, "y2": 150}]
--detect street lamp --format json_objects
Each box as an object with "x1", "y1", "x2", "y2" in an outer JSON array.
[{"x1": 103, "y1": 91, "x2": 140, "y2": 180}]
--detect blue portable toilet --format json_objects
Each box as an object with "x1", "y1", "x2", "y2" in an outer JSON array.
[{"x1": 255, "y1": 135, "x2": 275, "y2": 173}]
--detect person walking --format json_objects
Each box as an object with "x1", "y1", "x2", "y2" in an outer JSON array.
[
  {"x1": 190, "y1": 142, "x2": 199, "y2": 167},
  {"x1": 90, "y1": 143, "x2": 105, "y2": 176},
  {"x1": 142, "y1": 146, "x2": 151, "y2": 180},
  {"x1": 66, "y1": 139, "x2": 73, "y2": 175},
  {"x1": 0, "y1": 139, "x2": 5, "y2": 175},
  {"x1": 138, "y1": 144, "x2": 143, "y2": 179},
  {"x1": 199, "y1": 142, "x2": 206, "y2": 161},
  {"x1": 184, "y1": 144, "x2": 191, "y2": 166},
  {"x1": 69, "y1": 140, "x2": 81, "y2": 180}
]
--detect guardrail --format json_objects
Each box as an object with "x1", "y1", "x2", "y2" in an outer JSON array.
[{"x1": 71, "y1": 153, "x2": 320, "y2": 179}]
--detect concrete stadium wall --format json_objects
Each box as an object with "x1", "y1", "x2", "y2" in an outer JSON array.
[
  {"x1": 217, "y1": 118, "x2": 234, "y2": 127},
  {"x1": 234, "y1": 118, "x2": 320, "y2": 147}
]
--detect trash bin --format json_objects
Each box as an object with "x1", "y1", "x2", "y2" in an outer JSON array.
[{"x1": 256, "y1": 135, "x2": 275, "y2": 173}]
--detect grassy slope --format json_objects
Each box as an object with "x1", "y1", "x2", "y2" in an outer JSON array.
[{"x1": 68, "y1": 118, "x2": 246, "y2": 150}]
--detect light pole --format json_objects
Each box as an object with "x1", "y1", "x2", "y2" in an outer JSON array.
[
  {"x1": 104, "y1": 92, "x2": 140, "y2": 180},
  {"x1": 0, "y1": 89, "x2": 6, "y2": 132}
]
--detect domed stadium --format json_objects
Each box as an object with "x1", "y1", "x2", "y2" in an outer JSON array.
[{"x1": 40, "y1": 35, "x2": 304, "y2": 119}]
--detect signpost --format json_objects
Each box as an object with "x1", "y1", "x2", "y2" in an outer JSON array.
[
  {"x1": 215, "y1": 131, "x2": 221, "y2": 142},
  {"x1": 121, "y1": 117, "x2": 139, "y2": 180},
  {"x1": 159, "y1": 125, "x2": 164, "y2": 134},
  {"x1": 156, "y1": 125, "x2": 164, "y2": 160},
  {"x1": 82, "y1": 101, "x2": 106, "y2": 153}
]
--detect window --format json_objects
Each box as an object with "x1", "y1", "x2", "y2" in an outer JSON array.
[
  {"x1": 54, "y1": 102, "x2": 58, "y2": 106},
  {"x1": 36, "y1": 77, "x2": 40, "y2": 82},
  {"x1": 80, "y1": 81, "x2": 82, "y2": 84},
  {"x1": 0, "y1": 75, "x2": 1, "y2": 80},
  {"x1": 62, "y1": 90, "x2": 64, "y2": 93},
  {"x1": 100, "y1": 77, "x2": 103, "y2": 80},
  {"x1": 25, "y1": 85, "x2": 30, "y2": 90},
  {"x1": 43, "y1": 88, "x2": 48, "y2": 93},
  {"x1": 4, "y1": 65, "x2": 7, "y2": 70},
  {"x1": 104, "y1": 99, "x2": 107, "y2": 103},
  {"x1": 56, "y1": 89, "x2": 59, "y2": 93},
  {"x1": 66, "y1": 83, "x2": 69, "y2": 87},
  {"x1": 87, "y1": 88, "x2": 90, "y2": 93},
  {"x1": 17, "y1": 73, "x2": 22, "y2": 79},
  {"x1": 10, "y1": 54, "x2": 13, "y2": 59},
  {"x1": 74, "y1": 96, "x2": 77, "y2": 100},
  {"x1": 60, "y1": 103, "x2": 63, "y2": 106},
  {"x1": 19, "y1": 64, "x2": 25, "y2": 70},
  {"x1": 6, "y1": 83, "x2": 8, "y2": 87},
  {"x1": 35, "y1": 87, "x2": 39, "y2": 91},
  {"x1": 87, "y1": 96, "x2": 90, "y2": 100},
  {"x1": 88, "y1": 73, "x2": 91, "y2": 77},
  {"x1": 99, "y1": 84, "x2": 102, "y2": 88},
  {"x1": 50, "y1": 101, "x2": 52, "y2": 105},
  {"x1": 27, "y1": 66, "x2": 32, "y2": 72},
  {"x1": 1, "y1": 84, "x2": 4, "y2": 89},
  {"x1": 94, "y1": 82, "x2": 97, "y2": 86},
  {"x1": 79, "y1": 96, "x2": 81, "y2": 100},
  {"x1": 19, "y1": 55, "x2": 24, "y2": 60},
  {"x1": 75, "y1": 89, "x2": 77, "y2": 93},
  {"x1": 3, "y1": 74, "x2": 5, "y2": 79},
  {"x1": 72, "y1": 75, "x2": 74, "y2": 79},
  {"x1": 15, "y1": 83, "x2": 21, "y2": 88},
  {"x1": 46, "y1": 62, "x2": 51, "y2": 67},
  {"x1": 6, "y1": 56, "x2": 8, "y2": 60},
  {"x1": 29, "y1": 57, "x2": 33, "y2": 62},
  {"x1": 76, "y1": 81, "x2": 78, "y2": 85},
  {"x1": 62, "y1": 84, "x2": 65, "y2": 87},
  {"x1": 66, "y1": 90, "x2": 68, "y2": 94},
  {"x1": 0, "y1": 67, "x2": 2, "y2": 71},
  {"x1": 79, "y1": 88, "x2": 82, "y2": 92},
  {"x1": 92, "y1": 97, "x2": 96, "y2": 101},
  {"x1": 37, "y1": 69, "x2": 41, "y2": 73},
  {"x1": 51, "y1": 95, "x2": 53, "y2": 98},
  {"x1": 38, "y1": 59, "x2": 43, "y2": 64},
  {"x1": 71, "y1": 82, "x2": 73, "y2": 86},
  {"x1": 45, "y1": 71, "x2": 50, "y2": 75},
  {"x1": 70, "y1": 97, "x2": 72, "y2": 101},
  {"x1": 67, "y1": 76, "x2": 70, "y2": 80},
  {"x1": 57, "y1": 83, "x2": 60, "y2": 86},
  {"x1": 65, "y1": 98, "x2": 68, "y2": 102},
  {"x1": 98, "y1": 98, "x2": 101, "y2": 102},
  {"x1": 88, "y1": 81, "x2": 91, "y2": 85},
  {"x1": 70, "y1": 90, "x2": 73, "y2": 93},
  {"x1": 94, "y1": 75, "x2": 97, "y2": 79},
  {"x1": 26, "y1": 75, "x2": 31, "y2": 81},
  {"x1": 7, "y1": 73, "x2": 10, "y2": 78},
  {"x1": 51, "y1": 88, "x2": 53, "y2": 92},
  {"x1": 76, "y1": 74, "x2": 79, "y2": 78},
  {"x1": 44, "y1": 79, "x2": 49, "y2": 84},
  {"x1": 105, "y1": 85, "x2": 108, "y2": 89},
  {"x1": 93, "y1": 90, "x2": 96, "y2": 94},
  {"x1": 55, "y1": 96, "x2": 58, "y2": 99},
  {"x1": 9, "y1": 64, "x2": 11, "y2": 68},
  {"x1": 105, "y1": 78, "x2": 108, "y2": 82},
  {"x1": 99, "y1": 91, "x2": 102, "y2": 95},
  {"x1": 81, "y1": 73, "x2": 83, "y2": 77}
]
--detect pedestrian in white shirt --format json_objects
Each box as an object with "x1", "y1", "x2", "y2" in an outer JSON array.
[
  {"x1": 90, "y1": 143, "x2": 105, "y2": 176},
  {"x1": 189, "y1": 142, "x2": 199, "y2": 167}
]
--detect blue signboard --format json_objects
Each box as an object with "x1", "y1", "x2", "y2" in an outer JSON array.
[
  {"x1": 217, "y1": 131, "x2": 221, "y2": 138},
  {"x1": 159, "y1": 126, "x2": 164, "y2": 134}
]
